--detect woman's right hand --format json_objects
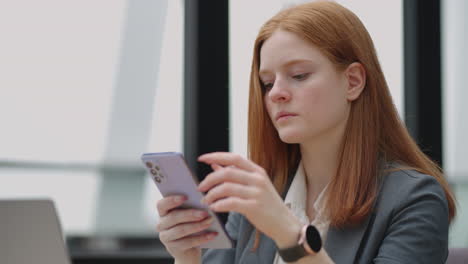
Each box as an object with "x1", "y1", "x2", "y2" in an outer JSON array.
[{"x1": 156, "y1": 195, "x2": 218, "y2": 262}]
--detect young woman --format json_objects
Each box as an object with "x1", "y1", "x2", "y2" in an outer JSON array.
[{"x1": 155, "y1": 2, "x2": 456, "y2": 263}]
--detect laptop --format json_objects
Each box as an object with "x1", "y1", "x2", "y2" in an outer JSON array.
[{"x1": 0, "y1": 199, "x2": 71, "y2": 264}]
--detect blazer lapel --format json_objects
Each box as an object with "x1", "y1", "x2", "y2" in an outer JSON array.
[
  {"x1": 238, "y1": 224, "x2": 278, "y2": 264},
  {"x1": 324, "y1": 212, "x2": 374, "y2": 263},
  {"x1": 239, "y1": 213, "x2": 373, "y2": 264},
  {"x1": 325, "y1": 162, "x2": 387, "y2": 263}
]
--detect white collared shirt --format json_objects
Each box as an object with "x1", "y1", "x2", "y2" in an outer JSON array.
[{"x1": 273, "y1": 161, "x2": 330, "y2": 264}]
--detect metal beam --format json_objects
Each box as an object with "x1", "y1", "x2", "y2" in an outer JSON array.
[
  {"x1": 184, "y1": 0, "x2": 230, "y2": 224},
  {"x1": 184, "y1": 0, "x2": 230, "y2": 179},
  {"x1": 404, "y1": 0, "x2": 443, "y2": 166}
]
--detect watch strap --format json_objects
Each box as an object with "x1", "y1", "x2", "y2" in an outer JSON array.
[
  {"x1": 278, "y1": 243, "x2": 309, "y2": 262},
  {"x1": 277, "y1": 225, "x2": 322, "y2": 262}
]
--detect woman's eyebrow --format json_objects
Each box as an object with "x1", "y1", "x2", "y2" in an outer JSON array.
[
  {"x1": 283, "y1": 59, "x2": 314, "y2": 68},
  {"x1": 259, "y1": 59, "x2": 314, "y2": 76}
]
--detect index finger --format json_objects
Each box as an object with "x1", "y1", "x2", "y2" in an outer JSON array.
[
  {"x1": 157, "y1": 195, "x2": 187, "y2": 216},
  {"x1": 198, "y1": 152, "x2": 262, "y2": 173}
]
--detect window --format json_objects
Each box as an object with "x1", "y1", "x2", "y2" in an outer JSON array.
[
  {"x1": 0, "y1": 0, "x2": 183, "y2": 236},
  {"x1": 442, "y1": 0, "x2": 468, "y2": 247}
]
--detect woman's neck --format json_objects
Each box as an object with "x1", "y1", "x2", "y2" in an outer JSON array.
[{"x1": 300, "y1": 123, "x2": 346, "y2": 200}]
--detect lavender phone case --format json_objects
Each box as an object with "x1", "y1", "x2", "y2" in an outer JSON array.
[{"x1": 141, "y1": 152, "x2": 233, "y2": 249}]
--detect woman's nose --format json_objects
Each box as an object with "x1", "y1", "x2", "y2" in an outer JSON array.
[{"x1": 268, "y1": 80, "x2": 291, "y2": 102}]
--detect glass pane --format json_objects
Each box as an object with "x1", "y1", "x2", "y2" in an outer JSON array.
[
  {"x1": 0, "y1": 0, "x2": 184, "y2": 237},
  {"x1": 0, "y1": 0, "x2": 127, "y2": 163},
  {"x1": 442, "y1": 0, "x2": 468, "y2": 247},
  {"x1": 0, "y1": 168, "x2": 101, "y2": 234}
]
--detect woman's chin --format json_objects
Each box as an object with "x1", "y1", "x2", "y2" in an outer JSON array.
[{"x1": 278, "y1": 133, "x2": 303, "y2": 144}]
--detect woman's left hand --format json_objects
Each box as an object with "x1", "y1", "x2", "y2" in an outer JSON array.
[{"x1": 197, "y1": 152, "x2": 302, "y2": 244}]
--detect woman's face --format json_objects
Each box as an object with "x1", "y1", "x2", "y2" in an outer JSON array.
[{"x1": 260, "y1": 30, "x2": 351, "y2": 144}]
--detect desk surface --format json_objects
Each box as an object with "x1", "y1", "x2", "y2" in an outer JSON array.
[{"x1": 68, "y1": 236, "x2": 172, "y2": 263}]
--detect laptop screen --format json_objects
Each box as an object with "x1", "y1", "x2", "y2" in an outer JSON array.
[{"x1": 0, "y1": 199, "x2": 71, "y2": 264}]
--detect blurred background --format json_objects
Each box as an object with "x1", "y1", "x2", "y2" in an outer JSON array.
[{"x1": 0, "y1": 0, "x2": 466, "y2": 263}]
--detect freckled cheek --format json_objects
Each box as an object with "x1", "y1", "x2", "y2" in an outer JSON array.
[
  {"x1": 300, "y1": 85, "x2": 342, "y2": 124},
  {"x1": 302, "y1": 87, "x2": 324, "y2": 108},
  {"x1": 264, "y1": 99, "x2": 275, "y2": 121}
]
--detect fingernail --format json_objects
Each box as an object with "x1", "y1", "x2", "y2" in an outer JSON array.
[
  {"x1": 206, "y1": 232, "x2": 218, "y2": 239},
  {"x1": 175, "y1": 196, "x2": 185, "y2": 203},
  {"x1": 203, "y1": 217, "x2": 214, "y2": 224}
]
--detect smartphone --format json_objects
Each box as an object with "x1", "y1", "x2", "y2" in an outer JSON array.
[{"x1": 141, "y1": 152, "x2": 233, "y2": 249}]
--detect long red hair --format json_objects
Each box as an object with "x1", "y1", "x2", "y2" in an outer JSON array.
[{"x1": 247, "y1": 1, "x2": 456, "y2": 249}]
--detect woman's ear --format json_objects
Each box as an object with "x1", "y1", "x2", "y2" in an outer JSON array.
[{"x1": 345, "y1": 62, "x2": 366, "y2": 101}]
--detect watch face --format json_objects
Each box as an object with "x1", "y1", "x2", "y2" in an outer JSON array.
[{"x1": 305, "y1": 225, "x2": 322, "y2": 252}]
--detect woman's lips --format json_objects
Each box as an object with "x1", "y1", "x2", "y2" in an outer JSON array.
[{"x1": 275, "y1": 112, "x2": 297, "y2": 121}]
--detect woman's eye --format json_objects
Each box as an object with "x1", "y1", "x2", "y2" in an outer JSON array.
[
  {"x1": 292, "y1": 73, "x2": 309, "y2": 81},
  {"x1": 262, "y1": 82, "x2": 274, "y2": 91}
]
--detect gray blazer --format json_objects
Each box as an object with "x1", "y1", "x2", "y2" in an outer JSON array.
[{"x1": 202, "y1": 168, "x2": 450, "y2": 263}]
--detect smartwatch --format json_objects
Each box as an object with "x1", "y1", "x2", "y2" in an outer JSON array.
[{"x1": 278, "y1": 224, "x2": 322, "y2": 262}]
